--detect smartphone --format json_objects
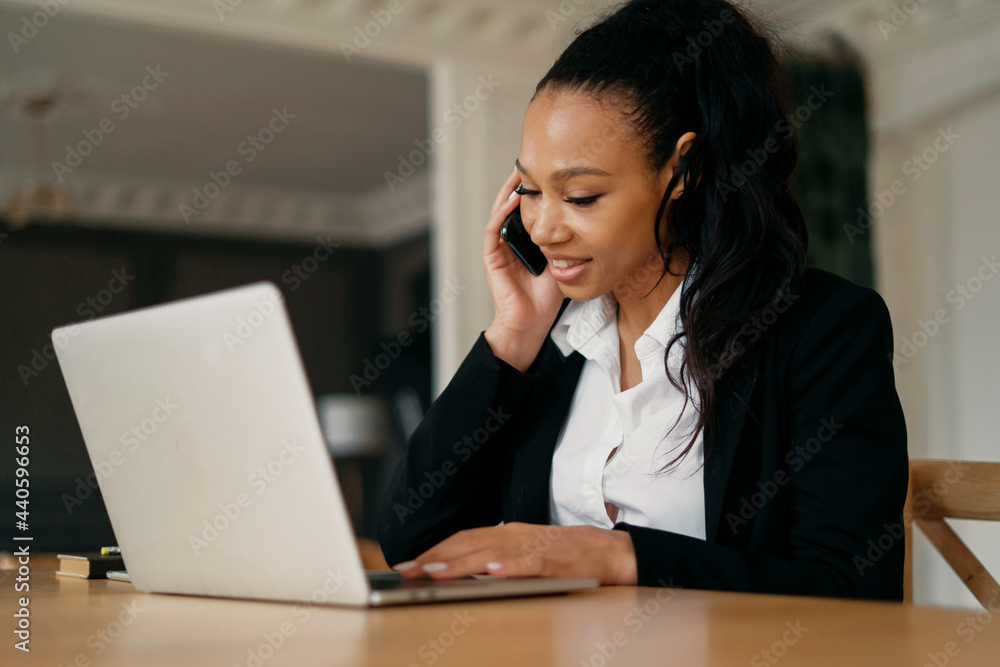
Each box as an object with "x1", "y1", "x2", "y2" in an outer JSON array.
[{"x1": 500, "y1": 206, "x2": 547, "y2": 276}]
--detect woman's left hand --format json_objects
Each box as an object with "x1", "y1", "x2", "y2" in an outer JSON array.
[{"x1": 391, "y1": 522, "x2": 638, "y2": 585}]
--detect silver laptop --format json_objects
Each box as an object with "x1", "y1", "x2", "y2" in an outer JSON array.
[{"x1": 52, "y1": 281, "x2": 597, "y2": 606}]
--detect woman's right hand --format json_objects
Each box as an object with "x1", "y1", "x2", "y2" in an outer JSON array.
[{"x1": 482, "y1": 168, "x2": 565, "y2": 372}]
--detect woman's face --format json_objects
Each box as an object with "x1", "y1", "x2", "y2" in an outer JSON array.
[{"x1": 516, "y1": 88, "x2": 693, "y2": 303}]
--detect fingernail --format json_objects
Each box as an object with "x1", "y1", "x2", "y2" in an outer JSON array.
[
  {"x1": 507, "y1": 190, "x2": 518, "y2": 201},
  {"x1": 486, "y1": 562, "x2": 503, "y2": 571},
  {"x1": 422, "y1": 562, "x2": 449, "y2": 573},
  {"x1": 393, "y1": 561, "x2": 418, "y2": 572}
]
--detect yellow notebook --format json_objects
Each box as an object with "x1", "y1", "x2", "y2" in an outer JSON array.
[{"x1": 56, "y1": 552, "x2": 125, "y2": 579}]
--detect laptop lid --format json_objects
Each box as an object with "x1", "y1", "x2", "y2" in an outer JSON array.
[{"x1": 52, "y1": 282, "x2": 371, "y2": 606}]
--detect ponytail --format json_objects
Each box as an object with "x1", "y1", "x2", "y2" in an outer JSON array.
[{"x1": 534, "y1": 0, "x2": 808, "y2": 470}]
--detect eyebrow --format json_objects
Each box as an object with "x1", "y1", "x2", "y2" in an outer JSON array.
[{"x1": 515, "y1": 158, "x2": 612, "y2": 182}]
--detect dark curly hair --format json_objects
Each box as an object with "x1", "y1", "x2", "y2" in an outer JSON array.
[{"x1": 533, "y1": 0, "x2": 809, "y2": 470}]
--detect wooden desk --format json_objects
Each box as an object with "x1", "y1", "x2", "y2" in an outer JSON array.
[{"x1": 4, "y1": 557, "x2": 1000, "y2": 666}]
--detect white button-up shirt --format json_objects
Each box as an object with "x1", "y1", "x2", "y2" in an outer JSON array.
[{"x1": 548, "y1": 272, "x2": 706, "y2": 539}]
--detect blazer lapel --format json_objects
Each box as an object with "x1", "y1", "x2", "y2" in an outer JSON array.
[{"x1": 703, "y1": 350, "x2": 759, "y2": 543}]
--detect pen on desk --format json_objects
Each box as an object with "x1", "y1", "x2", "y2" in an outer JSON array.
[{"x1": 100, "y1": 546, "x2": 121, "y2": 556}]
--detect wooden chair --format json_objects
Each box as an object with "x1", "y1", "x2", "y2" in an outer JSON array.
[{"x1": 904, "y1": 459, "x2": 1000, "y2": 608}]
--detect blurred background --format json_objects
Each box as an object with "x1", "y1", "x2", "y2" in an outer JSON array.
[{"x1": 0, "y1": 0, "x2": 997, "y2": 608}]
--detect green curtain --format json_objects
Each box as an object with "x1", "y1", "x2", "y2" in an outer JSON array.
[{"x1": 782, "y1": 57, "x2": 873, "y2": 288}]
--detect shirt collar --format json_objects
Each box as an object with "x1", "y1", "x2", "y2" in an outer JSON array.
[
  {"x1": 550, "y1": 292, "x2": 617, "y2": 358},
  {"x1": 550, "y1": 265, "x2": 695, "y2": 358},
  {"x1": 642, "y1": 271, "x2": 687, "y2": 350}
]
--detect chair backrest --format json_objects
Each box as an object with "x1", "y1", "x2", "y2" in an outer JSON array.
[{"x1": 904, "y1": 459, "x2": 1000, "y2": 608}]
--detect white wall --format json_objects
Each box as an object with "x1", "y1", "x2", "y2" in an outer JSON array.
[
  {"x1": 862, "y1": 1, "x2": 1000, "y2": 606},
  {"x1": 912, "y1": 93, "x2": 1000, "y2": 609}
]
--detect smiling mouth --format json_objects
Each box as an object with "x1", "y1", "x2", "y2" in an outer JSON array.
[{"x1": 550, "y1": 258, "x2": 590, "y2": 269}]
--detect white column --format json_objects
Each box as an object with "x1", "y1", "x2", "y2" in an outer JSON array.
[
  {"x1": 428, "y1": 57, "x2": 542, "y2": 394},
  {"x1": 873, "y1": 87, "x2": 1000, "y2": 611}
]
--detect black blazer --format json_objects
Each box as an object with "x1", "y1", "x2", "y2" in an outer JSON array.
[{"x1": 377, "y1": 267, "x2": 909, "y2": 600}]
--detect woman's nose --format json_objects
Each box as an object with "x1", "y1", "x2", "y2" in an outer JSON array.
[{"x1": 526, "y1": 203, "x2": 570, "y2": 247}]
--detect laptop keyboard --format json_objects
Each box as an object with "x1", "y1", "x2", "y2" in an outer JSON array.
[{"x1": 367, "y1": 572, "x2": 489, "y2": 590}]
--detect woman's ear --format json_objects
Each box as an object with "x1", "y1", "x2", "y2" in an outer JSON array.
[{"x1": 662, "y1": 131, "x2": 697, "y2": 199}]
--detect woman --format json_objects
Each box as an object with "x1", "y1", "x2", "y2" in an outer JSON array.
[{"x1": 377, "y1": 0, "x2": 908, "y2": 600}]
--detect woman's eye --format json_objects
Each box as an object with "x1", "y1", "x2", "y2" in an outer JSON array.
[{"x1": 514, "y1": 185, "x2": 601, "y2": 206}]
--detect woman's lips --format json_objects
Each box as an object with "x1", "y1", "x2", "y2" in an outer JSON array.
[
  {"x1": 547, "y1": 257, "x2": 592, "y2": 282},
  {"x1": 550, "y1": 258, "x2": 587, "y2": 269}
]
